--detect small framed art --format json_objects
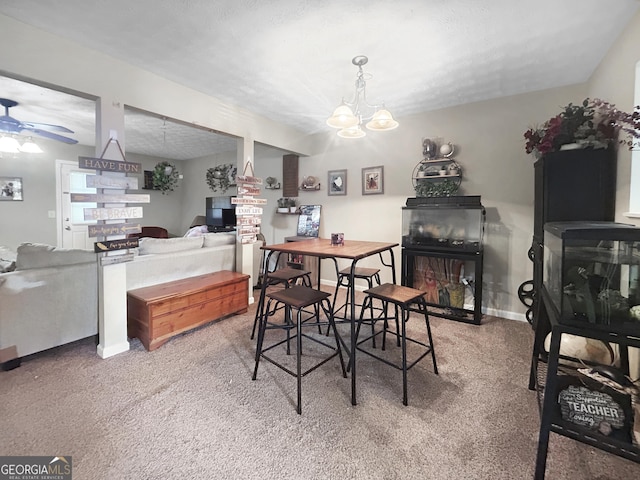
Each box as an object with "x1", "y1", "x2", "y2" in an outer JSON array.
[
  {"x1": 362, "y1": 166, "x2": 384, "y2": 195},
  {"x1": 0, "y1": 176, "x2": 23, "y2": 201},
  {"x1": 328, "y1": 169, "x2": 347, "y2": 196}
]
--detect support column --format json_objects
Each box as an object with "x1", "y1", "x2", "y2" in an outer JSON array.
[
  {"x1": 236, "y1": 137, "x2": 256, "y2": 304},
  {"x1": 95, "y1": 97, "x2": 130, "y2": 358}
]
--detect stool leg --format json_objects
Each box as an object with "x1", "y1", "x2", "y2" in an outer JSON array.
[
  {"x1": 296, "y1": 307, "x2": 303, "y2": 415},
  {"x1": 419, "y1": 299, "x2": 438, "y2": 375},
  {"x1": 250, "y1": 278, "x2": 270, "y2": 340},
  {"x1": 401, "y1": 306, "x2": 409, "y2": 406},
  {"x1": 395, "y1": 303, "x2": 401, "y2": 347},
  {"x1": 252, "y1": 296, "x2": 271, "y2": 380},
  {"x1": 366, "y1": 277, "x2": 377, "y2": 349}
]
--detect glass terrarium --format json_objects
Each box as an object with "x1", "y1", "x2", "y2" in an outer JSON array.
[
  {"x1": 402, "y1": 196, "x2": 485, "y2": 251},
  {"x1": 543, "y1": 221, "x2": 640, "y2": 333}
]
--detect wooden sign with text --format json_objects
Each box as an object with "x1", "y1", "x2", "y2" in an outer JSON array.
[
  {"x1": 231, "y1": 197, "x2": 267, "y2": 205},
  {"x1": 236, "y1": 175, "x2": 262, "y2": 185},
  {"x1": 79, "y1": 156, "x2": 141, "y2": 174},
  {"x1": 94, "y1": 238, "x2": 139, "y2": 252},
  {"x1": 71, "y1": 193, "x2": 150, "y2": 203},
  {"x1": 235, "y1": 206, "x2": 263, "y2": 216},
  {"x1": 238, "y1": 185, "x2": 261, "y2": 196},
  {"x1": 237, "y1": 216, "x2": 261, "y2": 226},
  {"x1": 84, "y1": 206, "x2": 143, "y2": 221},
  {"x1": 88, "y1": 223, "x2": 142, "y2": 238},
  {"x1": 100, "y1": 252, "x2": 135, "y2": 266},
  {"x1": 86, "y1": 175, "x2": 139, "y2": 190}
]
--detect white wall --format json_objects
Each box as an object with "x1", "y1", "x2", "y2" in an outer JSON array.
[{"x1": 1, "y1": 11, "x2": 639, "y2": 321}]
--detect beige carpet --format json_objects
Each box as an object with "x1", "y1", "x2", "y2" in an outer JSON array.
[{"x1": 2, "y1": 295, "x2": 639, "y2": 480}]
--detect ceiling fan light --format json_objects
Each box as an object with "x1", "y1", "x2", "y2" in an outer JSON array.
[
  {"x1": 366, "y1": 109, "x2": 399, "y2": 131},
  {"x1": 337, "y1": 124, "x2": 366, "y2": 139},
  {"x1": 326, "y1": 104, "x2": 358, "y2": 129},
  {"x1": 0, "y1": 135, "x2": 21, "y2": 153},
  {"x1": 20, "y1": 138, "x2": 43, "y2": 153}
]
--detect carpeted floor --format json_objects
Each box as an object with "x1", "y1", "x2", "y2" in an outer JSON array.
[{"x1": 1, "y1": 295, "x2": 639, "y2": 480}]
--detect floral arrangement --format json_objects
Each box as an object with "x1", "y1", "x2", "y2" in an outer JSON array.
[
  {"x1": 524, "y1": 98, "x2": 640, "y2": 157},
  {"x1": 152, "y1": 161, "x2": 179, "y2": 194}
]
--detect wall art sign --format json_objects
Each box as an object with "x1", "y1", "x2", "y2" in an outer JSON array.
[
  {"x1": 86, "y1": 174, "x2": 139, "y2": 190},
  {"x1": 362, "y1": 165, "x2": 384, "y2": 195},
  {"x1": 0, "y1": 176, "x2": 22, "y2": 201},
  {"x1": 328, "y1": 169, "x2": 347, "y2": 196},
  {"x1": 94, "y1": 238, "x2": 139, "y2": 252},
  {"x1": 558, "y1": 385, "x2": 625, "y2": 435}
]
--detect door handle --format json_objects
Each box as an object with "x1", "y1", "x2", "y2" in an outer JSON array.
[{"x1": 65, "y1": 226, "x2": 71, "y2": 231}]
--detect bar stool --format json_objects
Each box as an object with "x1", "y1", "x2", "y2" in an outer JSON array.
[
  {"x1": 250, "y1": 267, "x2": 313, "y2": 339},
  {"x1": 252, "y1": 285, "x2": 347, "y2": 414},
  {"x1": 332, "y1": 266, "x2": 381, "y2": 320},
  {"x1": 355, "y1": 283, "x2": 438, "y2": 406},
  {"x1": 328, "y1": 267, "x2": 382, "y2": 344}
]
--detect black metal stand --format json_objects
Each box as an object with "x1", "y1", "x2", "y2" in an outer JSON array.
[{"x1": 530, "y1": 287, "x2": 640, "y2": 479}]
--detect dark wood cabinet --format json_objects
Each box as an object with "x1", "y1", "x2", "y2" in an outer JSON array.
[{"x1": 524, "y1": 147, "x2": 616, "y2": 326}]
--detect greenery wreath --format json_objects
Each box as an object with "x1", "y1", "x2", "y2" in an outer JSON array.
[
  {"x1": 206, "y1": 163, "x2": 236, "y2": 193},
  {"x1": 152, "y1": 161, "x2": 180, "y2": 194}
]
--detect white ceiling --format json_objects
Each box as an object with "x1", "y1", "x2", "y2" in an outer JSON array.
[{"x1": 0, "y1": 0, "x2": 638, "y2": 159}]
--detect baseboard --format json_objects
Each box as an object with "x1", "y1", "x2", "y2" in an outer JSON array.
[
  {"x1": 97, "y1": 341, "x2": 130, "y2": 359},
  {"x1": 320, "y1": 280, "x2": 528, "y2": 323}
]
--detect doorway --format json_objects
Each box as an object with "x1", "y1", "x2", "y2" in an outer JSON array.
[{"x1": 55, "y1": 159, "x2": 96, "y2": 249}]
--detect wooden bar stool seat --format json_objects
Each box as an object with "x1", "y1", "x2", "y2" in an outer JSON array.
[
  {"x1": 250, "y1": 267, "x2": 312, "y2": 339},
  {"x1": 356, "y1": 283, "x2": 438, "y2": 406},
  {"x1": 252, "y1": 285, "x2": 347, "y2": 414}
]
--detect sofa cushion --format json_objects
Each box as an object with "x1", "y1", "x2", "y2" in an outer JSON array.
[
  {"x1": 138, "y1": 236, "x2": 204, "y2": 255},
  {"x1": 16, "y1": 243, "x2": 96, "y2": 270},
  {"x1": 203, "y1": 232, "x2": 236, "y2": 247},
  {"x1": 0, "y1": 246, "x2": 17, "y2": 273}
]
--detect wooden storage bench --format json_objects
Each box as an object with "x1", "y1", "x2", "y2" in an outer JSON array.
[{"x1": 127, "y1": 270, "x2": 249, "y2": 351}]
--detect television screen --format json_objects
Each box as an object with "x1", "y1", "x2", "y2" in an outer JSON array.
[{"x1": 206, "y1": 196, "x2": 236, "y2": 230}]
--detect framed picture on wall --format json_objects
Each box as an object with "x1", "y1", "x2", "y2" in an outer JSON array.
[
  {"x1": 0, "y1": 176, "x2": 23, "y2": 201},
  {"x1": 328, "y1": 169, "x2": 347, "y2": 196},
  {"x1": 362, "y1": 166, "x2": 384, "y2": 195}
]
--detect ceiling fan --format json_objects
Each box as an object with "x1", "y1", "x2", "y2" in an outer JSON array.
[{"x1": 0, "y1": 98, "x2": 78, "y2": 144}]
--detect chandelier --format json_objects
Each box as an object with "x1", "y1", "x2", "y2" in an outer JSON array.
[{"x1": 326, "y1": 55, "x2": 399, "y2": 138}]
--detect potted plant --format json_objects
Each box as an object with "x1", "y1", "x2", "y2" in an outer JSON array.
[
  {"x1": 152, "y1": 161, "x2": 179, "y2": 194},
  {"x1": 277, "y1": 198, "x2": 289, "y2": 213},
  {"x1": 206, "y1": 163, "x2": 237, "y2": 193},
  {"x1": 288, "y1": 198, "x2": 297, "y2": 213},
  {"x1": 524, "y1": 98, "x2": 640, "y2": 158}
]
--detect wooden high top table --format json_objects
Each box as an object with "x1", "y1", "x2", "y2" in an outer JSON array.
[{"x1": 260, "y1": 238, "x2": 398, "y2": 405}]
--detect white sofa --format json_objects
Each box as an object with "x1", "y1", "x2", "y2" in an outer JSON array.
[
  {"x1": 126, "y1": 233, "x2": 237, "y2": 290},
  {"x1": 0, "y1": 243, "x2": 99, "y2": 358},
  {"x1": 0, "y1": 233, "x2": 247, "y2": 361}
]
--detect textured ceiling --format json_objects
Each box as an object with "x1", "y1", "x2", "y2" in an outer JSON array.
[{"x1": 0, "y1": 0, "x2": 638, "y2": 159}]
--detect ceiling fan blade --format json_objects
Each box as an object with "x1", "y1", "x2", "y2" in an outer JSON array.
[
  {"x1": 25, "y1": 127, "x2": 78, "y2": 144},
  {"x1": 20, "y1": 121, "x2": 74, "y2": 133}
]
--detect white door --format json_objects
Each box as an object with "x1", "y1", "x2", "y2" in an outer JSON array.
[{"x1": 56, "y1": 159, "x2": 97, "y2": 249}]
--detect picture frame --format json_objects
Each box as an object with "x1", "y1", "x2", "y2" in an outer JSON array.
[
  {"x1": 362, "y1": 166, "x2": 384, "y2": 195},
  {"x1": 328, "y1": 169, "x2": 347, "y2": 196},
  {"x1": 0, "y1": 176, "x2": 23, "y2": 201}
]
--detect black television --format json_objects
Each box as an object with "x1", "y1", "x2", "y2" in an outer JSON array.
[{"x1": 206, "y1": 196, "x2": 236, "y2": 231}]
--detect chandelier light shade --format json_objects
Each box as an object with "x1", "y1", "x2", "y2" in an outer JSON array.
[
  {"x1": 0, "y1": 135, "x2": 21, "y2": 153},
  {"x1": 19, "y1": 137, "x2": 44, "y2": 153},
  {"x1": 337, "y1": 124, "x2": 366, "y2": 139},
  {"x1": 327, "y1": 55, "x2": 398, "y2": 138},
  {"x1": 0, "y1": 134, "x2": 44, "y2": 153},
  {"x1": 326, "y1": 104, "x2": 358, "y2": 129}
]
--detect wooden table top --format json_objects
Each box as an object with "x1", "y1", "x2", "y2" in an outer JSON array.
[{"x1": 262, "y1": 238, "x2": 398, "y2": 260}]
